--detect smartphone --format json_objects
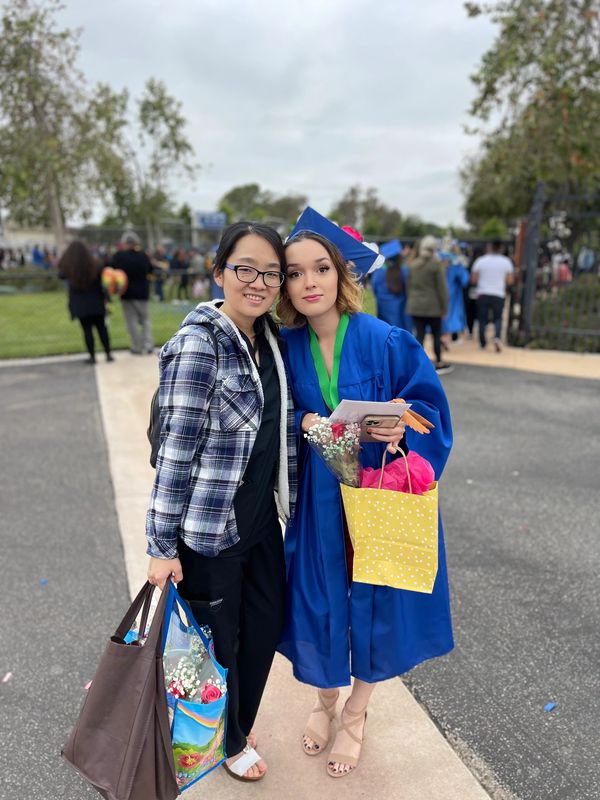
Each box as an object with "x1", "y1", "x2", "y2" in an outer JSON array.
[{"x1": 359, "y1": 414, "x2": 401, "y2": 443}]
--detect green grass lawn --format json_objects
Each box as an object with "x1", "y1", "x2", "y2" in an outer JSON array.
[
  {"x1": 0, "y1": 289, "x2": 377, "y2": 359},
  {"x1": 0, "y1": 292, "x2": 196, "y2": 359}
]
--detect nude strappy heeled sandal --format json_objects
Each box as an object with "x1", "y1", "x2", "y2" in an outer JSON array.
[
  {"x1": 302, "y1": 690, "x2": 339, "y2": 756},
  {"x1": 327, "y1": 701, "x2": 368, "y2": 778}
]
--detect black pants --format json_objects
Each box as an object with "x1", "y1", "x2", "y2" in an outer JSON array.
[
  {"x1": 412, "y1": 315, "x2": 442, "y2": 363},
  {"x1": 177, "y1": 523, "x2": 286, "y2": 757},
  {"x1": 79, "y1": 314, "x2": 110, "y2": 359},
  {"x1": 464, "y1": 290, "x2": 477, "y2": 335},
  {"x1": 477, "y1": 295, "x2": 505, "y2": 347}
]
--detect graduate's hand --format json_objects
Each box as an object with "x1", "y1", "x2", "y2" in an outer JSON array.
[
  {"x1": 147, "y1": 557, "x2": 183, "y2": 589},
  {"x1": 301, "y1": 413, "x2": 323, "y2": 433},
  {"x1": 367, "y1": 420, "x2": 407, "y2": 453}
]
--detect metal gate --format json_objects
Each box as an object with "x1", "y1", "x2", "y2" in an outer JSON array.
[{"x1": 508, "y1": 182, "x2": 600, "y2": 353}]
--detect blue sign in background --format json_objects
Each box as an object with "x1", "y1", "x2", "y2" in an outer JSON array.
[{"x1": 195, "y1": 212, "x2": 227, "y2": 230}]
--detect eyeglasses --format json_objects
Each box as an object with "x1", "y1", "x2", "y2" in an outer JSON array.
[{"x1": 224, "y1": 263, "x2": 285, "y2": 288}]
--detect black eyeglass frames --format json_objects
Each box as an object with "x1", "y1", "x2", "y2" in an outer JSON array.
[{"x1": 224, "y1": 263, "x2": 285, "y2": 288}]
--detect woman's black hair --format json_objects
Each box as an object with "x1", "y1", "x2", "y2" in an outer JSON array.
[{"x1": 213, "y1": 221, "x2": 285, "y2": 340}]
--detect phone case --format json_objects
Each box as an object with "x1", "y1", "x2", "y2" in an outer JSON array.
[{"x1": 359, "y1": 414, "x2": 400, "y2": 443}]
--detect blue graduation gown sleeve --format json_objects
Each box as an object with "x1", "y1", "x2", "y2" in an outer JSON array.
[{"x1": 384, "y1": 326, "x2": 453, "y2": 478}]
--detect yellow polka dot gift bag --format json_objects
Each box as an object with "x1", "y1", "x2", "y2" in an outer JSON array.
[{"x1": 340, "y1": 449, "x2": 439, "y2": 593}]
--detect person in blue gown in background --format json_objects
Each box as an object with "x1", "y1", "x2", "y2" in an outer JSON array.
[
  {"x1": 276, "y1": 228, "x2": 454, "y2": 779},
  {"x1": 370, "y1": 256, "x2": 411, "y2": 331},
  {"x1": 441, "y1": 248, "x2": 469, "y2": 342}
]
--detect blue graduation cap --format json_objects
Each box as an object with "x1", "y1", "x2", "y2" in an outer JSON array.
[
  {"x1": 380, "y1": 239, "x2": 402, "y2": 259},
  {"x1": 287, "y1": 207, "x2": 384, "y2": 278}
]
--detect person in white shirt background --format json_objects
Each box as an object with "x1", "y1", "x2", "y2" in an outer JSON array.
[{"x1": 471, "y1": 241, "x2": 514, "y2": 352}]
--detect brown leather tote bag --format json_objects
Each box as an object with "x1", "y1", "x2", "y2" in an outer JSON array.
[{"x1": 62, "y1": 582, "x2": 179, "y2": 800}]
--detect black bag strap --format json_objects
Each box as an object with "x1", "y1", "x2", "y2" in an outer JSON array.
[
  {"x1": 114, "y1": 581, "x2": 155, "y2": 642},
  {"x1": 113, "y1": 580, "x2": 171, "y2": 654}
]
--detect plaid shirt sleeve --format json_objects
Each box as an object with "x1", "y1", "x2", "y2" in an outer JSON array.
[{"x1": 145, "y1": 332, "x2": 218, "y2": 558}]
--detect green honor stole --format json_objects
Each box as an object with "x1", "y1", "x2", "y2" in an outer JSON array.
[{"x1": 308, "y1": 312, "x2": 350, "y2": 412}]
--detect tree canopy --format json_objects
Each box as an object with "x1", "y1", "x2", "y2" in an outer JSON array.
[
  {"x1": 218, "y1": 184, "x2": 307, "y2": 228},
  {"x1": 463, "y1": 0, "x2": 600, "y2": 227},
  {"x1": 0, "y1": 0, "x2": 130, "y2": 250},
  {"x1": 218, "y1": 183, "x2": 448, "y2": 240},
  {"x1": 0, "y1": 0, "x2": 196, "y2": 251},
  {"x1": 329, "y1": 186, "x2": 444, "y2": 239}
]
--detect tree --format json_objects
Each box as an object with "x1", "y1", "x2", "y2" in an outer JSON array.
[
  {"x1": 329, "y1": 186, "x2": 445, "y2": 239},
  {"x1": 128, "y1": 78, "x2": 196, "y2": 248},
  {"x1": 218, "y1": 184, "x2": 263, "y2": 220},
  {"x1": 329, "y1": 186, "x2": 362, "y2": 228},
  {"x1": 463, "y1": 0, "x2": 600, "y2": 224},
  {"x1": 479, "y1": 216, "x2": 510, "y2": 238},
  {"x1": 0, "y1": 0, "x2": 129, "y2": 251},
  {"x1": 263, "y1": 193, "x2": 307, "y2": 226},
  {"x1": 218, "y1": 184, "x2": 307, "y2": 227},
  {"x1": 177, "y1": 203, "x2": 193, "y2": 226}
]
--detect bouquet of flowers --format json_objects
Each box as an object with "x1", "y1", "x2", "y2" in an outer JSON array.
[
  {"x1": 305, "y1": 419, "x2": 362, "y2": 487},
  {"x1": 164, "y1": 623, "x2": 227, "y2": 710}
]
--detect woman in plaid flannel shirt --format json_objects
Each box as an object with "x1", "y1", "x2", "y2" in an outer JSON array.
[{"x1": 146, "y1": 222, "x2": 297, "y2": 782}]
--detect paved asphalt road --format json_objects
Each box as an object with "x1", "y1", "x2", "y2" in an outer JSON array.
[
  {"x1": 0, "y1": 360, "x2": 598, "y2": 800},
  {"x1": 406, "y1": 364, "x2": 600, "y2": 800},
  {"x1": 0, "y1": 362, "x2": 130, "y2": 800}
]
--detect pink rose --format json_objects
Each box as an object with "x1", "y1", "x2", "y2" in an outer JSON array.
[{"x1": 200, "y1": 683, "x2": 222, "y2": 703}]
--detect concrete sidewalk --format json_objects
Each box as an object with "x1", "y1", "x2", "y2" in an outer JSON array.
[
  {"x1": 95, "y1": 339, "x2": 600, "y2": 799},
  {"x1": 95, "y1": 351, "x2": 493, "y2": 800},
  {"x1": 429, "y1": 336, "x2": 600, "y2": 381}
]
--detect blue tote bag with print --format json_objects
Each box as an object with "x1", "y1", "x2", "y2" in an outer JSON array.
[{"x1": 161, "y1": 584, "x2": 228, "y2": 792}]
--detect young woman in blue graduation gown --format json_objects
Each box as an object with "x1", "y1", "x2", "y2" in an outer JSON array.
[{"x1": 276, "y1": 231, "x2": 454, "y2": 778}]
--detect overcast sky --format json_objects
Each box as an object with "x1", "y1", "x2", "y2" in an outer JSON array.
[{"x1": 59, "y1": 0, "x2": 497, "y2": 226}]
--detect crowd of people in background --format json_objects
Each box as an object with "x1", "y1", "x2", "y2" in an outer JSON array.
[
  {"x1": 52, "y1": 232, "x2": 222, "y2": 360},
  {"x1": 369, "y1": 237, "x2": 516, "y2": 374},
  {"x1": 7, "y1": 225, "x2": 592, "y2": 371},
  {"x1": 0, "y1": 244, "x2": 56, "y2": 269}
]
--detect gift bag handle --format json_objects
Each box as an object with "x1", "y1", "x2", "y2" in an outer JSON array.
[{"x1": 377, "y1": 448, "x2": 413, "y2": 494}]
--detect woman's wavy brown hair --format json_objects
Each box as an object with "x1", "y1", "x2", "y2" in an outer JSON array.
[{"x1": 277, "y1": 231, "x2": 363, "y2": 328}]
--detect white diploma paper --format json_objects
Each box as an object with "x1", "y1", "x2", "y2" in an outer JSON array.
[{"x1": 329, "y1": 399, "x2": 411, "y2": 423}]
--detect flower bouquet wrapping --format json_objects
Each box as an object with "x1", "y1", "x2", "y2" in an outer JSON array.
[
  {"x1": 305, "y1": 419, "x2": 362, "y2": 487},
  {"x1": 162, "y1": 588, "x2": 228, "y2": 790}
]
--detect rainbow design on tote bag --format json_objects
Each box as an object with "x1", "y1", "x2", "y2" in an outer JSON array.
[{"x1": 177, "y1": 699, "x2": 221, "y2": 731}]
